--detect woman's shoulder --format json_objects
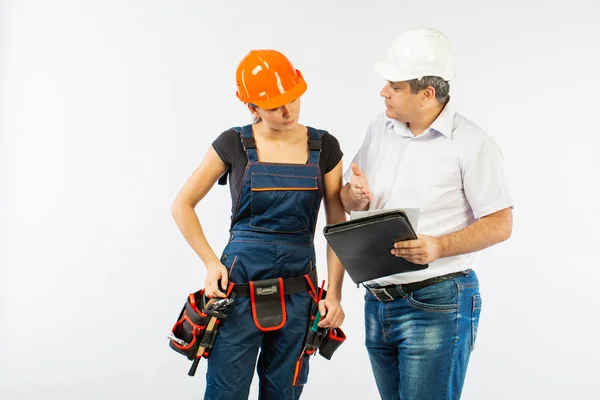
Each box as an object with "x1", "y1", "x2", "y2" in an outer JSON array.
[
  {"x1": 307, "y1": 127, "x2": 340, "y2": 149},
  {"x1": 212, "y1": 127, "x2": 246, "y2": 166},
  {"x1": 215, "y1": 127, "x2": 243, "y2": 140},
  {"x1": 213, "y1": 127, "x2": 244, "y2": 148}
]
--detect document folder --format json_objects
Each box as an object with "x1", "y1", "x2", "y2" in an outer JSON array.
[{"x1": 323, "y1": 210, "x2": 428, "y2": 284}]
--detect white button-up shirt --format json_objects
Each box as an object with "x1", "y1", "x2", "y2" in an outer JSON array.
[{"x1": 344, "y1": 100, "x2": 513, "y2": 285}]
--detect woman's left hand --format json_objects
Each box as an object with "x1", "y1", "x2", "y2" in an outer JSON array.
[{"x1": 317, "y1": 298, "x2": 345, "y2": 329}]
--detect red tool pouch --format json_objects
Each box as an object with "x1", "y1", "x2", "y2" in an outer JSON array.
[
  {"x1": 168, "y1": 285, "x2": 234, "y2": 361},
  {"x1": 302, "y1": 289, "x2": 347, "y2": 359},
  {"x1": 249, "y1": 278, "x2": 286, "y2": 331},
  {"x1": 318, "y1": 327, "x2": 346, "y2": 360},
  {"x1": 293, "y1": 287, "x2": 347, "y2": 385},
  {"x1": 230, "y1": 269, "x2": 318, "y2": 332},
  {"x1": 169, "y1": 289, "x2": 213, "y2": 360}
]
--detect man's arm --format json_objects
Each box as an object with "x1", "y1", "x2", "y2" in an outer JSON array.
[
  {"x1": 438, "y1": 207, "x2": 512, "y2": 258},
  {"x1": 392, "y1": 207, "x2": 513, "y2": 264}
]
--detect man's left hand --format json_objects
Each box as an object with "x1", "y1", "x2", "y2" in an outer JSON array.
[{"x1": 391, "y1": 234, "x2": 442, "y2": 265}]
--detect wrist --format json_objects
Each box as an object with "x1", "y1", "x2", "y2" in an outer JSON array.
[
  {"x1": 325, "y1": 289, "x2": 342, "y2": 301},
  {"x1": 436, "y1": 235, "x2": 447, "y2": 259},
  {"x1": 205, "y1": 259, "x2": 223, "y2": 270}
]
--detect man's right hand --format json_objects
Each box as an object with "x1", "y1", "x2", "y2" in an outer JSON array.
[
  {"x1": 205, "y1": 262, "x2": 229, "y2": 298},
  {"x1": 349, "y1": 163, "x2": 373, "y2": 204}
]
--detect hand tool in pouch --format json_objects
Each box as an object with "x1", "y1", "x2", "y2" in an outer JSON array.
[
  {"x1": 188, "y1": 292, "x2": 236, "y2": 376},
  {"x1": 167, "y1": 282, "x2": 235, "y2": 376},
  {"x1": 293, "y1": 280, "x2": 347, "y2": 385}
]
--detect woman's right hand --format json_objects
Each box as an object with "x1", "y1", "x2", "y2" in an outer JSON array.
[{"x1": 204, "y1": 262, "x2": 229, "y2": 298}]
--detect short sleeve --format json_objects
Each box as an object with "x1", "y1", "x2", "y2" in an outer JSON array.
[
  {"x1": 462, "y1": 137, "x2": 513, "y2": 219},
  {"x1": 321, "y1": 132, "x2": 343, "y2": 174},
  {"x1": 211, "y1": 129, "x2": 240, "y2": 166}
]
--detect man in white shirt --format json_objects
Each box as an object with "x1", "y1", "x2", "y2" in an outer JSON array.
[{"x1": 341, "y1": 28, "x2": 513, "y2": 400}]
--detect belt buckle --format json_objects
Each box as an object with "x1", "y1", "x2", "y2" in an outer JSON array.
[
  {"x1": 370, "y1": 287, "x2": 395, "y2": 302},
  {"x1": 256, "y1": 285, "x2": 278, "y2": 295}
]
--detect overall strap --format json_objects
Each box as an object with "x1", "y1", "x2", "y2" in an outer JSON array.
[
  {"x1": 307, "y1": 127, "x2": 323, "y2": 165},
  {"x1": 241, "y1": 124, "x2": 259, "y2": 163}
]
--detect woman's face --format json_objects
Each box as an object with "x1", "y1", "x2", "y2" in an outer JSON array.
[{"x1": 251, "y1": 97, "x2": 301, "y2": 131}]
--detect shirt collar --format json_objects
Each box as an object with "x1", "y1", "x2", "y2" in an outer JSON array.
[
  {"x1": 429, "y1": 98, "x2": 455, "y2": 138},
  {"x1": 385, "y1": 98, "x2": 456, "y2": 139}
]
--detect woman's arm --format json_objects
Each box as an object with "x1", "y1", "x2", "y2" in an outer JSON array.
[
  {"x1": 318, "y1": 160, "x2": 347, "y2": 328},
  {"x1": 171, "y1": 146, "x2": 230, "y2": 297}
]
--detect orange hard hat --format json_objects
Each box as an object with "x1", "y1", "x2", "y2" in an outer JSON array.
[{"x1": 235, "y1": 49, "x2": 307, "y2": 109}]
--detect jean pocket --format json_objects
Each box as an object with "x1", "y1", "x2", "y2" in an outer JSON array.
[
  {"x1": 408, "y1": 281, "x2": 458, "y2": 312},
  {"x1": 471, "y1": 293, "x2": 482, "y2": 351}
]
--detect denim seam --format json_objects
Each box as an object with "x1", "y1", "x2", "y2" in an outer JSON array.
[
  {"x1": 406, "y1": 277, "x2": 460, "y2": 312},
  {"x1": 230, "y1": 240, "x2": 314, "y2": 247},
  {"x1": 471, "y1": 294, "x2": 481, "y2": 352},
  {"x1": 407, "y1": 297, "x2": 457, "y2": 312},
  {"x1": 447, "y1": 280, "x2": 461, "y2": 400},
  {"x1": 381, "y1": 301, "x2": 392, "y2": 342},
  {"x1": 407, "y1": 289, "x2": 457, "y2": 312}
]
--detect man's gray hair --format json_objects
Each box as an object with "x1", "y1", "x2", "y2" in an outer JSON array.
[{"x1": 407, "y1": 76, "x2": 450, "y2": 105}]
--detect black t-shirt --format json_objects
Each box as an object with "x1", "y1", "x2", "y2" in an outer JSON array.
[{"x1": 212, "y1": 128, "x2": 343, "y2": 214}]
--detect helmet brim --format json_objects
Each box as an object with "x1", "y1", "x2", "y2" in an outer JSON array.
[
  {"x1": 374, "y1": 61, "x2": 455, "y2": 82},
  {"x1": 374, "y1": 61, "x2": 413, "y2": 83},
  {"x1": 238, "y1": 72, "x2": 307, "y2": 110}
]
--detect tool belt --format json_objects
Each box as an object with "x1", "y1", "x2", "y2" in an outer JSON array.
[
  {"x1": 303, "y1": 288, "x2": 346, "y2": 358},
  {"x1": 168, "y1": 270, "x2": 318, "y2": 366},
  {"x1": 230, "y1": 269, "x2": 318, "y2": 332},
  {"x1": 293, "y1": 286, "x2": 347, "y2": 385},
  {"x1": 168, "y1": 284, "x2": 235, "y2": 370},
  {"x1": 366, "y1": 270, "x2": 471, "y2": 301}
]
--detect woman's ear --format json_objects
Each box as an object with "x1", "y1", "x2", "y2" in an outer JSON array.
[
  {"x1": 247, "y1": 103, "x2": 262, "y2": 123},
  {"x1": 247, "y1": 103, "x2": 260, "y2": 117}
]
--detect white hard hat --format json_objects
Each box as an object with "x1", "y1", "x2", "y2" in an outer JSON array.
[{"x1": 374, "y1": 28, "x2": 456, "y2": 82}]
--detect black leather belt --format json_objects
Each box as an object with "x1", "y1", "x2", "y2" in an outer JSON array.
[
  {"x1": 232, "y1": 269, "x2": 317, "y2": 297},
  {"x1": 366, "y1": 270, "x2": 471, "y2": 302}
]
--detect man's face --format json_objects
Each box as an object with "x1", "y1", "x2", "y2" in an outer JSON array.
[{"x1": 380, "y1": 81, "x2": 420, "y2": 122}]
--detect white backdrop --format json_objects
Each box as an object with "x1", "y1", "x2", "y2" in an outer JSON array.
[{"x1": 1, "y1": 1, "x2": 599, "y2": 399}]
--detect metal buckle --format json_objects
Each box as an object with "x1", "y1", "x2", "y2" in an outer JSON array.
[
  {"x1": 369, "y1": 287, "x2": 395, "y2": 302},
  {"x1": 256, "y1": 285, "x2": 278, "y2": 296}
]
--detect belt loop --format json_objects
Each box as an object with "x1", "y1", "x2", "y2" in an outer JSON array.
[{"x1": 395, "y1": 285, "x2": 408, "y2": 298}]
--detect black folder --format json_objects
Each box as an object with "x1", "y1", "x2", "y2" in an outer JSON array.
[{"x1": 323, "y1": 210, "x2": 428, "y2": 284}]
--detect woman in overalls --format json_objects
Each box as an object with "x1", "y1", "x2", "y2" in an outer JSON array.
[{"x1": 172, "y1": 49, "x2": 347, "y2": 399}]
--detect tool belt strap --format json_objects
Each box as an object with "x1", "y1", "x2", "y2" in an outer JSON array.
[{"x1": 232, "y1": 268, "x2": 318, "y2": 298}]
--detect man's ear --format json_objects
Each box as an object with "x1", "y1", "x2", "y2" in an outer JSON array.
[{"x1": 421, "y1": 86, "x2": 436, "y2": 105}]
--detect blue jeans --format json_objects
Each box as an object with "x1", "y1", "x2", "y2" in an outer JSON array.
[{"x1": 364, "y1": 270, "x2": 482, "y2": 400}]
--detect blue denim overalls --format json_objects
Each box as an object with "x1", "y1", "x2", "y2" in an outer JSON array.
[{"x1": 204, "y1": 124, "x2": 324, "y2": 400}]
